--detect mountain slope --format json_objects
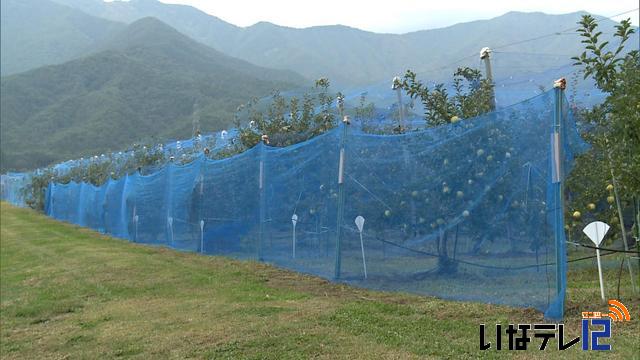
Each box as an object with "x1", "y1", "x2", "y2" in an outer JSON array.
[
  {"x1": 50, "y1": 0, "x2": 639, "y2": 86},
  {"x1": 0, "y1": 0, "x2": 125, "y2": 76},
  {"x1": 51, "y1": 0, "x2": 240, "y2": 51},
  {"x1": 0, "y1": 18, "x2": 304, "y2": 171}
]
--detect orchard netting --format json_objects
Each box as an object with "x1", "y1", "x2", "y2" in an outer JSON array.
[
  {"x1": 0, "y1": 173, "x2": 29, "y2": 207},
  {"x1": 0, "y1": 89, "x2": 589, "y2": 319}
]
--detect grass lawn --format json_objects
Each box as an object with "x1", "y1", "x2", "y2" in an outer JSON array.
[{"x1": 1, "y1": 202, "x2": 638, "y2": 359}]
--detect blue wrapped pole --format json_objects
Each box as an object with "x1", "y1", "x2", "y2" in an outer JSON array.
[
  {"x1": 334, "y1": 116, "x2": 349, "y2": 279},
  {"x1": 550, "y1": 78, "x2": 566, "y2": 319},
  {"x1": 258, "y1": 135, "x2": 269, "y2": 261}
]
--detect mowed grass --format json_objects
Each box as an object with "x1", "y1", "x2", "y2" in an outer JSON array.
[{"x1": 1, "y1": 202, "x2": 638, "y2": 359}]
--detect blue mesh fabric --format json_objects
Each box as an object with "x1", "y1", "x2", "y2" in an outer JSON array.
[
  {"x1": 3, "y1": 90, "x2": 587, "y2": 319},
  {"x1": 0, "y1": 173, "x2": 29, "y2": 207}
]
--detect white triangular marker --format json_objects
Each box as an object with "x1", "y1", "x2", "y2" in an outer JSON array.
[
  {"x1": 583, "y1": 221, "x2": 610, "y2": 302},
  {"x1": 355, "y1": 216, "x2": 367, "y2": 279},
  {"x1": 583, "y1": 221, "x2": 610, "y2": 246},
  {"x1": 291, "y1": 214, "x2": 298, "y2": 258},
  {"x1": 355, "y1": 216, "x2": 365, "y2": 233}
]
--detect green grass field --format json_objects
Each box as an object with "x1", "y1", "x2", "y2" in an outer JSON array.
[{"x1": 1, "y1": 202, "x2": 638, "y2": 359}]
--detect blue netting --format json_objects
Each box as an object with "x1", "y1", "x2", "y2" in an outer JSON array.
[
  {"x1": 0, "y1": 172, "x2": 29, "y2": 207},
  {"x1": 4, "y1": 90, "x2": 587, "y2": 319}
]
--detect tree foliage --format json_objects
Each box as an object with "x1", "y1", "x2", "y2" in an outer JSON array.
[
  {"x1": 567, "y1": 15, "x2": 639, "y2": 244},
  {"x1": 399, "y1": 67, "x2": 494, "y2": 127}
]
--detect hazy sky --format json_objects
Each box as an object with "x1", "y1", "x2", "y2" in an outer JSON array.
[{"x1": 157, "y1": 0, "x2": 639, "y2": 33}]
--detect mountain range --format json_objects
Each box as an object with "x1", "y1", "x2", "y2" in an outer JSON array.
[
  {"x1": 45, "y1": 0, "x2": 639, "y2": 86},
  {"x1": 1, "y1": 0, "x2": 637, "y2": 171},
  {"x1": 0, "y1": 17, "x2": 304, "y2": 171}
]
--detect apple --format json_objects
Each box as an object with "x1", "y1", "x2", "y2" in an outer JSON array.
[
  {"x1": 384, "y1": 210, "x2": 392, "y2": 217},
  {"x1": 498, "y1": 195, "x2": 504, "y2": 201},
  {"x1": 607, "y1": 196, "x2": 615, "y2": 204},
  {"x1": 587, "y1": 203, "x2": 596, "y2": 210},
  {"x1": 419, "y1": 217, "x2": 426, "y2": 224},
  {"x1": 486, "y1": 155, "x2": 493, "y2": 162},
  {"x1": 476, "y1": 149, "x2": 485, "y2": 157},
  {"x1": 411, "y1": 191, "x2": 419, "y2": 198},
  {"x1": 456, "y1": 191, "x2": 464, "y2": 199},
  {"x1": 450, "y1": 116, "x2": 460, "y2": 123},
  {"x1": 505, "y1": 152, "x2": 511, "y2": 159},
  {"x1": 443, "y1": 159, "x2": 449, "y2": 166},
  {"x1": 309, "y1": 208, "x2": 316, "y2": 215},
  {"x1": 468, "y1": 179, "x2": 474, "y2": 185},
  {"x1": 606, "y1": 184, "x2": 614, "y2": 191},
  {"x1": 436, "y1": 218, "x2": 445, "y2": 225},
  {"x1": 443, "y1": 186, "x2": 451, "y2": 194},
  {"x1": 572, "y1": 211, "x2": 581, "y2": 219},
  {"x1": 462, "y1": 210, "x2": 470, "y2": 217}
]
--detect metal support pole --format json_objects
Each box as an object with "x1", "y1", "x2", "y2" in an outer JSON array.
[
  {"x1": 392, "y1": 77, "x2": 405, "y2": 132},
  {"x1": 334, "y1": 116, "x2": 350, "y2": 279},
  {"x1": 198, "y1": 171, "x2": 205, "y2": 253},
  {"x1": 168, "y1": 216, "x2": 174, "y2": 247},
  {"x1": 258, "y1": 135, "x2": 268, "y2": 261},
  {"x1": 200, "y1": 220, "x2": 205, "y2": 254},
  {"x1": 480, "y1": 47, "x2": 496, "y2": 111},
  {"x1": 552, "y1": 78, "x2": 566, "y2": 315},
  {"x1": 610, "y1": 172, "x2": 638, "y2": 293}
]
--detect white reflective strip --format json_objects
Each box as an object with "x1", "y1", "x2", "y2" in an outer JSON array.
[
  {"x1": 259, "y1": 161, "x2": 264, "y2": 189},
  {"x1": 338, "y1": 148, "x2": 345, "y2": 184},
  {"x1": 552, "y1": 132, "x2": 561, "y2": 183}
]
